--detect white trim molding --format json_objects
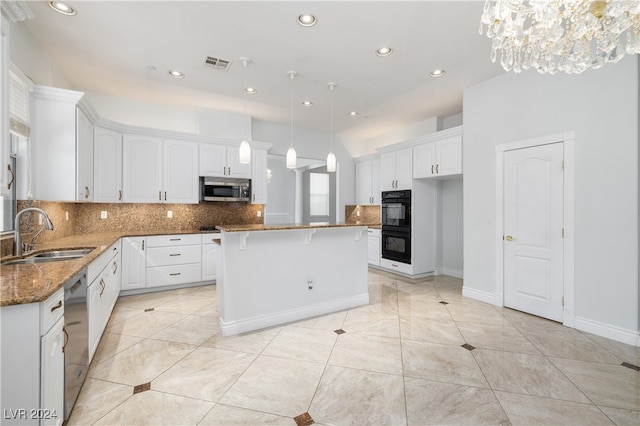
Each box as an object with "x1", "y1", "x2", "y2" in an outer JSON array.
[{"x1": 574, "y1": 316, "x2": 639, "y2": 347}]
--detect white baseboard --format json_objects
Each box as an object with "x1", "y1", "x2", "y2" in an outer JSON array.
[
  {"x1": 220, "y1": 293, "x2": 370, "y2": 336},
  {"x1": 461, "y1": 286, "x2": 497, "y2": 305},
  {"x1": 441, "y1": 267, "x2": 463, "y2": 279},
  {"x1": 574, "y1": 316, "x2": 640, "y2": 347}
]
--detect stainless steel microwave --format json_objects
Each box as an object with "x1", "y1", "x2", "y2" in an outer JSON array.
[{"x1": 201, "y1": 177, "x2": 250, "y2": 202}]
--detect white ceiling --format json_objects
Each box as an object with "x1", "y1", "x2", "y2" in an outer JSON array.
[{"x1": 22, "y1": 1, "x2": 505, "y2": 143}]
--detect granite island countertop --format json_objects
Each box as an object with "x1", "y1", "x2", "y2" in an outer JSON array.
[{"x1": 1, "y1": 223, "x2": 379, "y2": 307}]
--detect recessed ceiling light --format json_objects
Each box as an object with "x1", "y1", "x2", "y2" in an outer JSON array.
[
  {"x1": 168, "y1": 70, "x2": 185, "y2": 79},
  {"x1": 244, "y1": 87, "x2": 257, "y2": 94},
  {"x1": 302, "y1": 100, "x2": 313, "y2": 106},
  {"x1": 376, "y1": 47, "x2": 393, "y2": 57},
  {"x1": 430, "y1": 69, "x2": 446, "y2": 78},
  {"x1": 297, "y1": 13, "x2": 317, "y2": 27},
  {"x1": 48, "y1": 1, "x2": 76, "y2": 16},
  {"x1": 348, "y1": 111, "x2": 359, "y2": 117}
]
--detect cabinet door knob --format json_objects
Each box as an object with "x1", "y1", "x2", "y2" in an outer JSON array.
[{"x1": 505, "y1": 235, "x2": 514, "y2": 241}]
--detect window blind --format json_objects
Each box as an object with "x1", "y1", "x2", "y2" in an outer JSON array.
[{"x1": 9, "y1": 70, "x2": 30, "y2": 138}]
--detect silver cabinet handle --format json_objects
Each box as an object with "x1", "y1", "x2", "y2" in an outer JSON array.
[
  {"x1": 170, "y1": 238, "x2": 181, "y2": 241},
  {"x1": 7, "y1": 164, "x2": 14, "y2": 190},
  {"x1": 436, "y1": 164, "x2": 439, "y2": 174},
  {"x1": 85, "y1": 186, "x2": 90, "y2": 199},
  {"x1": 431, "y1": 165, "x2": 434, "y2": 174},
  {"x1": 170, "y1": 272, "x2": 181, "y2": 276},
  {"x1": 112, "y1": 260, "x2": 118, "y2": 274},
  {"x1": 164, "y1": 191, "x2": 167, "y2": 201},
  {"x1": 158, "y1": 191, "x2": 162, "y2": 201},
  {"x1": 119, "y1": 190, "x2": 123, "y2": 201},
  {"x1": 99, "y1": 278, "x2": 105, "y2": 296},
  {"x1": 169, "y1": 253, "x2": 181, "y2": 256},
  {"x1": 141, "y1": 240, "x2": 145, "y2": 250}
]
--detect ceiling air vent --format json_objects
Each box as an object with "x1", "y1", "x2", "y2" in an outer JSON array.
[{"x1": 204, "y1": 56, "x2": 232, "y2": 71}]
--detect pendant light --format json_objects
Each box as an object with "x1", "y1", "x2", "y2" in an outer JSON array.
[
  {"x1": 238, "y1": 57, "x2": 251, "y2": 164},
  {"x1": 326, "y1": 83, "x2": 336, "y2": 173},
  {"x1": 286, "y1": 71, "x2": 297, "y2": 169}
]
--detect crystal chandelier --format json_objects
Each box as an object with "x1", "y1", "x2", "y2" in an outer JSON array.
[{"x1": 480, "y1": 0, "x2": 640, "y2": 74}]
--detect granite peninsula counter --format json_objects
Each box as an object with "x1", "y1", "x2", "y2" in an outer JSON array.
[{"x1": 215, "y1": 223, "x2": 371, "y2": 335}]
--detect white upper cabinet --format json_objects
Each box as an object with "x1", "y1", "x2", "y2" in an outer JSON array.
[
  {"x1": 200, "y1": 144, "x2": 251, "y2": 179},
  {"x1": 435, "y1": 135, "x2": 462, "y2": 176},
  {"x1": 356, "y1": 157, "x2": 380, "y2": 204},
  {"x1": 32, "y1": 86, "x2": 94, "y2": 201},
  {"x1": 251, "y1": 148, "x2": 268, "y2": 204},
  {"x1": 123, "y1": 135, "x2": 198, "y2": 203},
  {"x1": 94, "y1": 127, "x2": 123, "y2": 203},
  {"x1": 164, "y1": 139, "x2": 199, "y2": 203},
  {"x1": 122, "y1": 135, "x2": 163, "y2": 203},
  {"x1": 413, "y1": 133, "x2": 462, "y2": 179},
  {"x1": 76, "y1": 108, "x2": 94, "y2": 201},
  {"x1": 380, "y1": 147, "x2": 412, "y2": 191}
]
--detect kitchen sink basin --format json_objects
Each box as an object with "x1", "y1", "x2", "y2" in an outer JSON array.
[
  {"x1": 32, "y1": 249, "x2": 95, "y2": 258},
  {"x1": 2, "y1": 248, "x2": 95, "y2": 266}
]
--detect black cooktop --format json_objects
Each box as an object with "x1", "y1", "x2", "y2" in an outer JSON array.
[{"x1": 200, "y1": 226, "x2": 218, "y2": 231}]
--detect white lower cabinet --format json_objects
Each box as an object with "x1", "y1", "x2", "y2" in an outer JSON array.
[
  {"x1": 367, "y1": 228, "x2": 381, "y2": 266},
  {"x1": 121, "y1": 237, "x2": 147, "y2": 291},
  {"x1": 146, "y1": 234, "x2": 202, "y2": 287},
  {"x1": 201, "y1": 233, "x2": 221, "y2": 281},
  {"x1": 40, "y1": 317, "x2": 65, "y2": 426},
  {"x1": 1, "y1": 288, "x2": 65, "y2": 425},
  {"x1": 87, "y1": 241, "x2": 121, "y2": 361}
]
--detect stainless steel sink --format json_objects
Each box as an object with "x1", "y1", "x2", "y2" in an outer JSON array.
[
  {"x1": 2, "y1": 248, "x2": 95, "y2": 265},
  {"x1": 33, "y1": 249, "x2": 94, "y2": 258}
]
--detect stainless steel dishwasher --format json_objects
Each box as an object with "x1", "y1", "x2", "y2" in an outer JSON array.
[{"x1": 63, "y1": 269, "x2": 89, "y2": 421}]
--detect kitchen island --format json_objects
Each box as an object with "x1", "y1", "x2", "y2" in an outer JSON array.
[{"x1": 215, "y1": 223, "x2": 369, "y2": 336}]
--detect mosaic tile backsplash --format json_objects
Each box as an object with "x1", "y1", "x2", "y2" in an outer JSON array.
[
  {"x1": 2, "y1": 200, "x2": 264, "y2": 257},
  {"x1": 344, "y1": 205, "x2": 381, "y2": 225}
]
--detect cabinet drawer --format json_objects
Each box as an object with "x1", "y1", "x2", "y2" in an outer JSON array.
[
  {"x1": 40, "y1": 288, "x2": 64, "y2": 334},
  {"x1": 146, "y1": 263, "x2": 202, "y2": 287},
  {"x1": 146, "y1": 234, "x2": 201, "y2": 247},
  {"x1": 146, "y1": 245, "x2": 201, "y2": 266}
]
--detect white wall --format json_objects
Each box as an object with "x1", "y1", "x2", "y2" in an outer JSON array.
[
  {"x1": 265, "y1": 155, "x2": 295, "y2": 224},
  {"x1": 253, "y1": 120, "x2": 356, "y2": 220},
  {"x1": 441, "y1": 178, "x2": 463, "y2": 277},
  {"x1": 463, "y1": 56, "x2": 639, "y2": 338}
]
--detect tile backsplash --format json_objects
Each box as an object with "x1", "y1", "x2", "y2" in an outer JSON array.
[
  {"x1": 2, "y1": 200, "x2": 264, "y2": 257},
  {"x1": 345, "y1": 205, "x2": 381, "y2": 225}
]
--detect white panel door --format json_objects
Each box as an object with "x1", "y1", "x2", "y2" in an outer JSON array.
[
  {"x1": 93, "y1": 127, "x2": 123, "y2": 203},
  {"x1": 164, "y1": 139, "x2": 198, "y2": 204},
  {"x1": 504, "y1": 143, "x2": 564, "y2": 321},
  {"x1": 122, "y1": 135, "x2": 162, "y2": 202},
  {"x1": 121, "y1": 237, "x2": 147, "y2": 290}
]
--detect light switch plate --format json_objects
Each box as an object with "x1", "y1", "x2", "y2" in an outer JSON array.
[
  {"x1": 100, "y1": 211, "x2": 108, "y2": 219},
  {"x1": 167, "y1": 211, "x2": 173, "y2": 218}
]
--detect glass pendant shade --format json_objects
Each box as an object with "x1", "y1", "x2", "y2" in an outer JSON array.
[
  {"x1": 326, "y1": 151, "x2": 336, "y2": 172},
  {"x1": 239, "y1": 138, "x2": 251, "y2": 164},
  {"x1": 286, "y1": 146, "x2": 297, "y2": 169}
]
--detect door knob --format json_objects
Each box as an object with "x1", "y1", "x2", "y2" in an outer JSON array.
[{"x1": 505, "y1": 235, "x2": 514, "y2": 241}]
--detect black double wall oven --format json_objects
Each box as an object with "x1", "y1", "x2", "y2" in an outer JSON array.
[{"x1": 381, "y1": 189, "x2": 411, "y2": 264}]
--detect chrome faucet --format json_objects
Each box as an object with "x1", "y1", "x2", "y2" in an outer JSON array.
[{"x1": 14, "y1": 207, "x2": 55, "y2": 256}]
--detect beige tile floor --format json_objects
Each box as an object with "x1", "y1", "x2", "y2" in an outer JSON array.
[{"x1": 68, "y1": 270, "x2": 640, "y2": 425}]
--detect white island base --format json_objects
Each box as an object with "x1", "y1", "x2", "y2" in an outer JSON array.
[{"x1": 217, "y1": 225, "x2": 369, "y2": 336}]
